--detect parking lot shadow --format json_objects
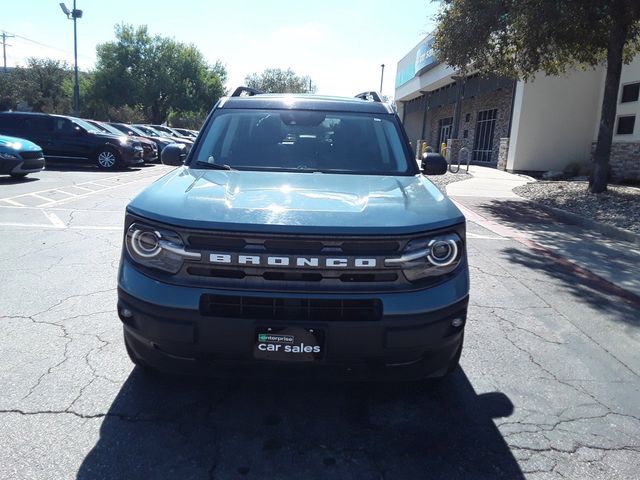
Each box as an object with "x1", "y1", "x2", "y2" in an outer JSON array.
[
  {"x1": 77, "y1": 368, "x2": 523, "y2": 479},
  {"x1": 0, "y1": 175, "x2": 40, "y2": 185}
]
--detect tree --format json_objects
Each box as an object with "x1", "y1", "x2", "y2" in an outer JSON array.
[
  {"x1": 245, "y1": 68, "x2": 317, "y2": 93},
  {"x1": 87, "y1": 24, "x2": 226, "y2": 124},
  {"x1": 434, "y1": 0, "x2": 640, "y2": 193},
  {"x1": 0, "y1": 59, "x2": 73, "y2": 113}
]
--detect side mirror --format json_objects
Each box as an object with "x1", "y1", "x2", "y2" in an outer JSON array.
[
  {"x1": 75, "y1": 126, "x2": 87, "y2": 136},
  {"x1": 421, "y1": 152, "x2": 448, "y2": 175},
  {"x1": 161, "y1": 143, "x2": 186, "y2": 166}
]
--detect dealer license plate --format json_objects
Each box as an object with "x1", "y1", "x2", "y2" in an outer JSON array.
[{"x1": 254, "y1": 326, "x2": 324, "y2": 362}]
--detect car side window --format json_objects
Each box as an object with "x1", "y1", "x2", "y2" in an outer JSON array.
[
  {"x1": 53, "y1": 118, "x2": 75, "y2": 135},
  {"x1": 25, "y1": 116, "x2": 54, "y2": 133}
]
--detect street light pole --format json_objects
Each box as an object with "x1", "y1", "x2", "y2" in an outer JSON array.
[
  {"x1": 60, "y1": 2, "x2": 82, "y2": 114},
  {"x1": 72, "y1": 0, "x2": 79, "y2": 115},
  {"x1": 380, "y1": 64, "x2": 385, "y2": 93}
]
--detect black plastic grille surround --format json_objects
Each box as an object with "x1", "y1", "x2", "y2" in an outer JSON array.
[{"x1": 200, "y1": 294, "x2": 382, "y2": 321}]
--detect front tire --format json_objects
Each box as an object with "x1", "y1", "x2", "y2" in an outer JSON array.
[{"x1": 96, "y1": 148, "x2": 121, "y2": 170}]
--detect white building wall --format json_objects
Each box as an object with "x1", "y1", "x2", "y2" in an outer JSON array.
[{"x1": 507, "y1": 68, "x2": 603, "y2": 172}]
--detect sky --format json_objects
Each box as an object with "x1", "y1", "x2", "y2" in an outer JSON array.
[{"x1": 0, "y1": 0, "x2": 440, "y2": 99}]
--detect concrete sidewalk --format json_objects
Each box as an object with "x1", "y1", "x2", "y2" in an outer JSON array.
[{"x1": 447, "y1": 166, "x2": 640, "y2": 300}]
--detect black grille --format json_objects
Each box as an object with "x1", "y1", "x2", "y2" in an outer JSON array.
[
  {"x1": 200, "y1": 295, "x2": 382, "y2": 322},
  {"x1": 20, "y1": 151, "x2": 43, "y2": 160},
  {"x1": 183, "y1": 232, "x2": 407, "y2": 285}
]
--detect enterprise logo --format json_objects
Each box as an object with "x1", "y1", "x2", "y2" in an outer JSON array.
[{"x1": 208, "y1": 253, "x2": 377, "y2": 268}]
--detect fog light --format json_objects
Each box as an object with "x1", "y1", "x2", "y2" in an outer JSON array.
[
  {"x1": 121, "y1": 307, "x2": 133, "y2": 319},
  {"x1": 451, "y1": 318, "x2": 464, "y2": 328}
]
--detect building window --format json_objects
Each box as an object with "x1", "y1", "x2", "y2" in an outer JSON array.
[
  {"x1": 616, "y1": 115, "x2": 636, "y2": 135},
  {"x1": 437, "y1": 117, "x2": 453, "y2": 148},
  {"x1": 463, "y1": 129, "x2": 468, "y2": 138},
  {"x1": 621, "y1": 83, "x2": 640, "y2": 103},
  {"x1": 473, "y1": 109, "x2": 498, "y2": 162},
  {"x1": 465, "y1": 113, "x2": 471, "y2": 122}
]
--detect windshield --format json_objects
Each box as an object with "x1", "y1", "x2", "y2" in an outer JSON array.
[
  {"x1": 190, "y1": 109, "x2": 414, "y2": 175},
  {"x1": 71, "y1": 117, "x2": 101, "y2": 133},
  {"x1": 134, "y1": 125, "x2": 161, "y2": 136},
  {"x1": 100, "y1": 122, "x2": 128, "y2": 136}
]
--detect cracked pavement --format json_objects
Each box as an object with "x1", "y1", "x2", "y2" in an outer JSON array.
[{"x1": 1, "y1": 167, "x2": 639, "y2": 479}]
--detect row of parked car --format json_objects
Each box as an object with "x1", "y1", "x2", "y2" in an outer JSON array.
[{"x1": 0, "y1": 111, "x2": 199, "y2": 177}]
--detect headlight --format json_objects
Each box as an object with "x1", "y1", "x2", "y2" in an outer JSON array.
[
  {"x1": 125, "y1": 223, "x2": 200, "y2": 274},
  {"x1": 0, "y1": 152, "x2": 18, "y2": 160},
  {"x1": 385, "y1": 233, "x2": 463, "y2": 281}
]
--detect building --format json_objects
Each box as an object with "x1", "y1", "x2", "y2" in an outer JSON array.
[{"x1": 395, "y1": 35, "x2": 640, "y2": 181}]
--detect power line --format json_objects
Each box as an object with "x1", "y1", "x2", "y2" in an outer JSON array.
[{"x1": 0, "y1": 28, "x2": 93, "y2": 62}]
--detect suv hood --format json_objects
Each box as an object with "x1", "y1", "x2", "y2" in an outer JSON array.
[{"x1": 128, "y1": 167, "x2": 465, "y2": 234}]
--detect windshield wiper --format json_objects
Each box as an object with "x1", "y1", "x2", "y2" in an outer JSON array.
[{"x1": 193, "y1": 160, "x2": 235, "y2": 170}]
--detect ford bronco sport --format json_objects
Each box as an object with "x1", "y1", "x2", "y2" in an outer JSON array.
[{"x1": 117, "y1": 88, "x2": 469, "y2": 380}]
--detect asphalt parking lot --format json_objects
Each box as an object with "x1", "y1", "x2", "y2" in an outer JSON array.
[{"x1": 1, "y1": 166, "x2": 639, "y2": 480}]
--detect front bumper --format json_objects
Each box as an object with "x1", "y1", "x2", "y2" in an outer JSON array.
[
  {"x1": 118, "y1": 260, "x2": 469, "y2": 380},
  {"x1": 0, "y1": 156, "x2": 45, "y2": 175},
  {"x1": 121, "y1": 146, "x2": 145, "y2": 166}
]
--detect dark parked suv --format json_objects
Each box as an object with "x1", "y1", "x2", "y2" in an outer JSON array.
[
  {"x1": 0, "y1": 112, "x2": 144, "y2": 170},
  {"x1": 118, "y1": 89, "x2": 468, "y2": 381}
]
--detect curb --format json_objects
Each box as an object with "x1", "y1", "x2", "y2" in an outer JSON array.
[{"x1": 529, "y1": 200, "x2": 640, "y2": 247}]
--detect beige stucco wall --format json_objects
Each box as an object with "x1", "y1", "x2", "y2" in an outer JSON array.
[{"x1": 507, "y1": 68, "x2": 603, "y2": 172}]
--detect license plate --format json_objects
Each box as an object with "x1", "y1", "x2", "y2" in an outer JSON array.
[{"x1": 254, "y1": 326, "x2": 324, "y2": 362}]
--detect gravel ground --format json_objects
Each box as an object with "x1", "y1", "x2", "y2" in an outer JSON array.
[
  {"x1": 427, "y1": 170, "x2": 471, "y2": 193},
  {"x1": 514, "y1": 180, "x2": 640, "y2": 234}
]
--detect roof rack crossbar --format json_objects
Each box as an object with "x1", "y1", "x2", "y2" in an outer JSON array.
[
  {"x1": 355, "y1": 91, "x2": 382, "y2": 102},
  {"x1": 231, "y1": 86, "x2": 263, "y2": 97}
]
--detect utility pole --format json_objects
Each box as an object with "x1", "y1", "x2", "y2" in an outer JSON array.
[
  {"x1": 380, "y1": 64, "x2": 385, "y2": 93},
  {"x1": 1, "y1": 31, "x2": 14, "y2": 73}
]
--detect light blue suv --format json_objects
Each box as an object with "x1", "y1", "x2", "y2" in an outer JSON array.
[{"x1": 118, "y1": 89, "x2": 469, "y2": 381}]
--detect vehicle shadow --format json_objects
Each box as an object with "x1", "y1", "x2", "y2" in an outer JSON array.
[
  {"x1": 0, "y1": 175, "x2": 40, "y2": 185},
  {"x1": 76, "y1": 368, "x2": 523, "y2": 479}
]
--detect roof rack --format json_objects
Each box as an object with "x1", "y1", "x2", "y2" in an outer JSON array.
[
  {"x1": 355, "y1": 91, "x2": 382, "y2": 102},
  {"x1": 230, "y1": 86, "x2": 263, "y2": 97}
]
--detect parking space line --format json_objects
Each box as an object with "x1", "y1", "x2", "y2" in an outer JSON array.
[
  {"x1": 0, "y1": 222, "x2": 121, "y2": 230},
  {"x1": 36, "y1": 176, "x2": 161, "y2": 208},
  {"x1": 1, "y1": 198, "x2": 25, "y2": 207},
  {"x1": 29, "y1": 193, "x2": 53, "y2": 202},
  {"x1": 54, "y1": 189, "x2": 79, "y2": 197},
  {"x1": 41, "y1": 210, "x2": 66, "y2": 228}
]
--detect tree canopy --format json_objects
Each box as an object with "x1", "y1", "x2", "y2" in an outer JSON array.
[
  {"x1": 0, "y1": 59, "x2": 74, "y2": 113},
  {"x1": 245, "y1": 68, "x2": 316, "y2": 94},
  {"x1": 87, "y1": 24, "x2": 227, "y2": 126},
  {"x1": 434, "y1": 0, "x2": 640, "y2": 192}
]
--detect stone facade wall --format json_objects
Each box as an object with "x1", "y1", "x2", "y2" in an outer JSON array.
[
  {"x1": 497, "y1": 138, "x2": 510, "y2": 171},
  {"x1": 425, "y1": 84, "x2": 515, "y2": 164},
  {"x1": 592, "y1": 142, "x2": 640, "y2": 182}
]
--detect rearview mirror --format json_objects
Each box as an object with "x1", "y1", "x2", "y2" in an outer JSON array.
[
  {"x1": 421, "y1": 152, "x2": 448, "y2": 175},
  {"x1": 161, "y1": 143, "x2": 186, "y2": 166}
]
